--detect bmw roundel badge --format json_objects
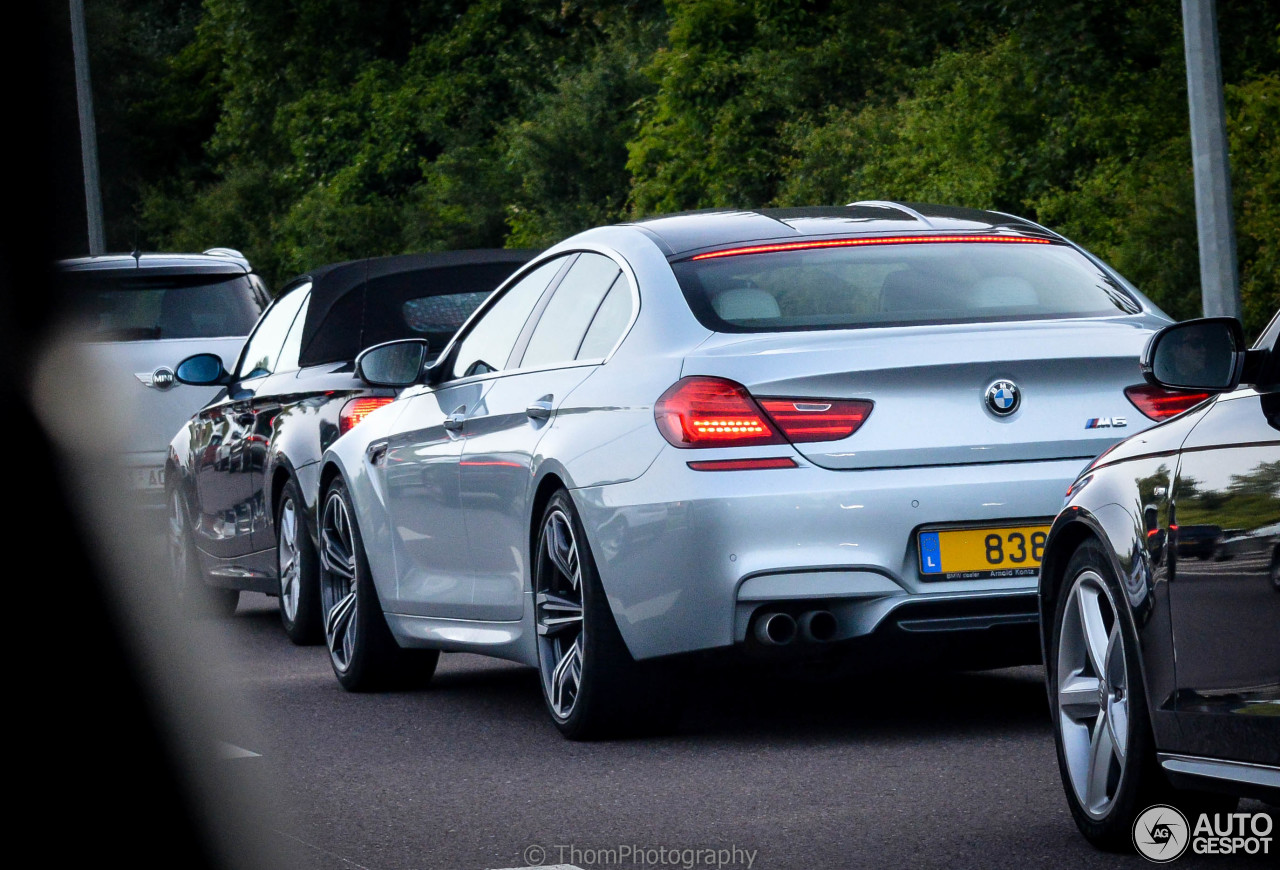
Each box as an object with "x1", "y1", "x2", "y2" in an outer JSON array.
[{"x1": 985, "y1": 380, "x2": 1020, "y2": 416}]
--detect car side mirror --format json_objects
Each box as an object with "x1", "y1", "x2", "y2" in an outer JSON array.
[
  {"x1": 174, "y1": 353, "x2": 231, "y2": 386},
  {"x1": 356, "y1": 339, "x2": 429, "y2": 388},
  {"x1": 1141, "y1": 317, "x2": 1245, "y2": 392}
]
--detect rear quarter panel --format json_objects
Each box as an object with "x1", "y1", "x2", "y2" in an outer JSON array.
[{"x1": 320, "y1": 398, "x2": 411, "y2": 607}]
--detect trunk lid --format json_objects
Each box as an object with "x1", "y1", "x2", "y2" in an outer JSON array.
[
  {"x1": 681, "y1": 317, "x2": 1167, "y2": 470},
  {"x1": 82, "y1": 336, "x2": 246, "y2": 458}
]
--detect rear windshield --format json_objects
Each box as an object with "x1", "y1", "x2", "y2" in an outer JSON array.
[
  {"x1": 62, "y1": 272, "x2": 265, "y2": 341},
  {"x1": 671, "y1": 241, "x2": 1141, "y2": 333}
]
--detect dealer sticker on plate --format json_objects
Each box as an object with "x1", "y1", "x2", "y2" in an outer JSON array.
[
  {"x1": 130, "y1": 466, "x2": 166, "y2": 490},
  {"x1": 918, "y1": 523, "x2": 1049, "y2": 580}
]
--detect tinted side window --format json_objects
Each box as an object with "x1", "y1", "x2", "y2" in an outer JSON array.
[
  {"x1": 521, "y1": 254, "x2": 622, "y2": 369},
  {"x1": 237, "y1": 286, "x2": 309, "y2": 379},
  {"x1": 276, "y1": 286, "x2": 312, "y2": 372},
  {"x1": 576, "y1": 276, "x2": 633, "y2": 360},
  {"x1": 449, "y1": 258, "x2": 566, "y2": 380}
]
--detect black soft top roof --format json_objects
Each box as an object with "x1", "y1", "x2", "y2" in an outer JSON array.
[{"x1": 295, "y1": 250, "x2": 535, "y2": 367}]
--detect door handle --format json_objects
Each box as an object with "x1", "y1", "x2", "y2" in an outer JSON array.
[
  {"x1": 443, "y1": 406, "x2": 467, "y2": 432},
  {"x1": 526, "y1": 398, "x2": 554, "y2": 421}
]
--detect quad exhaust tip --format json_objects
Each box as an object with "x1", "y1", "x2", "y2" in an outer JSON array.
[
  {"x1": 798, "y1": 610, "x2": 838, "y2": 643},
  {"x1": 753, "y1": 612, "x2": 798, "y2": 646},
  {"x1": 752, "y1": 610, "x2": 839, "y2": 645}
]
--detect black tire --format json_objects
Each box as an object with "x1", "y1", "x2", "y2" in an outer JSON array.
[
  {"x1": 318, "y1": 476, "x2": 438, "y2": 691},
  {"x1": 275, "y1": 477, "x2": 324, "y2": 645},
  {"x1": 533, "y1": 489, "x2": 684, "y2": 740},
  {"x1": 1048, "y1": 539, "x2": 1235, "y2": 852},
  {"x1": 167, "y1": 487, "x2": 238, "y2": 618}
]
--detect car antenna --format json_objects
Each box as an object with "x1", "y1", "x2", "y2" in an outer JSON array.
[{"x1": 131, "y1": 227, "x2": 141, "y2": 267}]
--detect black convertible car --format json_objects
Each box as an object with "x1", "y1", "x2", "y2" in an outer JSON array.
[
  {"x1": 165, "y1": 251, "x2": 532, "y2": 641},
  {"x1": 1039, "y1": 310, "x2": 1279, "y2": 849}
]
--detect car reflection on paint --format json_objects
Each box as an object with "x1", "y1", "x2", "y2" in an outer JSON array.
[{"x1": 1175, "y1": 523, "x2": 1224, "y2": 560}]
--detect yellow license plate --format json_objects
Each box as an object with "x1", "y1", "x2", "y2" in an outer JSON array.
[{"x1": 918, "y1": 524, "x2": 1049, "y2": 580}]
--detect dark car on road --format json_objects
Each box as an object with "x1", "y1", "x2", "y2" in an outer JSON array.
[
  {"x1": 56, "y1": 249, "x2": 268, "y2": 509},
  {"x1": 165, "y1": 251, "x2": 532, "y2": 639},
  {"x1": 1039, "y1": 310, "x2": 1279, "y2": 849}
]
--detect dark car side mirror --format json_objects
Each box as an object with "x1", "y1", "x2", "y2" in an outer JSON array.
[
  {"x1": 356, "y1": 339, "x2": 430, "y2": 388},
  {"x1": 1141, "y1": 317, "x2": 1247, "y2": 392},
  {"x1": 174, "y1": 353, "x2": 231, "y2": 386}
]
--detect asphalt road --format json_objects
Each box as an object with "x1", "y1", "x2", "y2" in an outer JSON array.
[{"x1": 199, "y1": 593, "x2": 1276, "y2": 870}]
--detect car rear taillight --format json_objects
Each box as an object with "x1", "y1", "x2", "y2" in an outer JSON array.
[
  {"x1": 757, "y1": 398, "x2": 873, "y2": 443},
  {"x1": 655, "y1": 377, "x2": 872, "y2": 449},
  {"x1": 339, "y1": 397, "x2": 395, "y2": 434},
  {"x1": 1123, "y1": 384, "x2": 1211, "y2": 421},
  {"x1": 655, "y1": 377, "x2": 784, "y2": 447}
]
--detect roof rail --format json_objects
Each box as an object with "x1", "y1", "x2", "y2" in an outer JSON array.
[{"x1": 847, "y1": 200, "x2": 935, "y2": 228}]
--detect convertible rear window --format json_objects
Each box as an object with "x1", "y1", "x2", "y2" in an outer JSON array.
[
  {"x1": 62, "y1": 273, "x2": 264, "y2": 341},
  {"x1": 402, "y1": 292, "x2": 491, "y2": 347},
  {"x1": 670, "y1": 241, "x2": 1141, "y2": 333}
]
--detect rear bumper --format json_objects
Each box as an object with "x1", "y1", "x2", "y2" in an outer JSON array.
[{"x1": 574, "y1": 448, "x2": 1086, "y2": 660}]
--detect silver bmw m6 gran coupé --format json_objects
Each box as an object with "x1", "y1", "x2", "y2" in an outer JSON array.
[{"x1": 315, "y1": 202, "x2": 1204, "y2": 738}]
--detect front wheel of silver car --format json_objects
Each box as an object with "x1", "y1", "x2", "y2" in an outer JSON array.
[
  {"x1": 276, "y1": 478, "x2": 323, "y2": 645},
  {"x1": 533, "y1": 490, "x2": 684, "y2": 740},
  {"x1": 319, "y1": 476, "x2": 437, "y2": 691},
  {"x1": 168, "y1": 487, "x2": 238, "y2": 618}
]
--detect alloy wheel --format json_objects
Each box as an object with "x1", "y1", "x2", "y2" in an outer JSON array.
[
  {"x1": 168, "y1": 489, "x2": 192, "y2": 596},
  {"x1": 277, "y1": 496, "x2": 302, "y2": 624},
  {"x1": 535, "y1": 508, "x2": 586, "y2": 720},
  {"x1": 1057, "y1": 569, "x2": 1130, "y2": 820},
  {"x1": 320, "y1": 490, "x2": 358, "y2": 672}
]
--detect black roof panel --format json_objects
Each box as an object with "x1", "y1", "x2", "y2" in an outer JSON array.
[{"x1": 628, "y1": 203, "x2": 1055, "y2": 258}]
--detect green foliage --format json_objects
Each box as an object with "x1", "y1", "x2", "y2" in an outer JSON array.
[
  {"x1": 773, "y1": 2, "x2": 1276, "y2": 336},
  {"x1": 777, "y1": 37, "x2": 1045, "y2": 210},
  {"x1": 84, "y1": 0, "x2": 1276, "y2": 333},
  {"x1": 1229, "y1": 71, "x2": 1280, "y2": 336},
  {"x1": 626, "y1": 0, "x2": 982, "y2": 214},
  {"x1": 504, "y1": 20, "x2": 664, "y2": 246}
]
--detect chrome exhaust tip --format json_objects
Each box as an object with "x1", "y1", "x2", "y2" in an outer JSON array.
[
  {"x1": 753, "y1": 612, "x2": 797, "y2": 646},
  {"x1": 798, "y1": 610, "x2": 838, "y2": 643}
]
